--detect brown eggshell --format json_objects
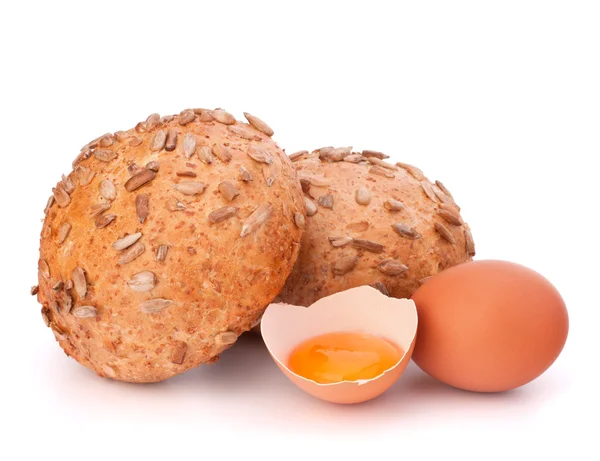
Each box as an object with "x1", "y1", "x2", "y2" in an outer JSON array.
[
  {"x1": 411, "y1": 260, "x2": 569, "y2": 392},
  {"x1": 261, "y1": 285, "x2": 418, "y2": 404}
]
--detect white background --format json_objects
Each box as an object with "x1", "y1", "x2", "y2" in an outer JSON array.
[{"x1": 1, "y1": 1, "x2": 598, "y2": 459}]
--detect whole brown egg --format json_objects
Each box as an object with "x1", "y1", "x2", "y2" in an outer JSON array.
[{"x1": 411, "y1": 260, "x2": 569, "y2": 392}]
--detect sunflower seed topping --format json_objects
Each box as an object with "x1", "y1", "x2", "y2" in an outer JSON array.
[
  {"x1": 89, "y1": 203, "x2": 111, "y2": 218},
  {"x1": 156, "y1": 245, "x2": 169, "y2": 262},
  {"x1": 52, "y1": 186, "x2": 71, "y2": 208},
  {"x1": 118, "y1": 241, "x2": 145, "y2": 265},
  {"x1": 135, "y1": 122, "x2": 147, "y2": 133},
  {"x1": 174, "y1": 181, "x2": 206, "y2": 196},
  {"x1": 128, "y1": 163, "x2": 143, "y2": 175},
  {"x1": 145, "y1": 113, "x2": 160, "y2": 130},
  {"x1": 216, "y1": 331, "x2": 238, "y2": 346},
  {"x1": 377, "y1": 260, "x2": 409, "y2": 276},
  {"x1": 438, "y1": 209, "x2": 462, "y2": 226},
  {"x1": 228, "y1": 124, "x2": 259, "y2": 140},
  {"x1": 176, "y1": 171, "x2": 196, "y2": 178},
  {"x1": 75, "y1": 166, "x2": 95, "y2": 186},
  {"x1": 297, "y1": 172, "x2": 332, "y2": 187},
  {"x1": 57, "y1": 222, "x2": 72, "y2": 244},
  {"x1": 362, "y1": 150, "x2": 389, "y2": 159},
  {"x1": 239, "y1": 165, "x2": 253, "y2": 181},
  {"x1": 435, "y1": 180, "x2": 454, "y2": 199},
  {"x1": 165, "y1": 129, "x2": 178, "y2": 151},
  {"x1": 72, "y1": 267, "x2": 87, "y2": 298},
  {"x1": 352, "y1": 239, "x2": 384, "y2": 253},
  {"x1": 421, "y1": 180, "x2": 438, "y2": 202},
  {"x1": 178, "y1": 109, "x2": 195, "y2": 125},
  {"x1": 95, "y1": 213, "x2": 116, "y2": 229},
  {"x1": 129, "y1": 136, "x2": 143, "y2": 147},
  {"x1": 99, "y1": 180, "x2": 117, "y2": 201},
  {"x1": 318, "y1": 194, "x2": 334, "y2": 209},
  {"x1": 392, "y1": 223, "x2": 422, "y2": 239},
  {"x1": 294, "y1": 212, "x2": 306, "y2": 229},
  {"x1": 240, "y1": 203, "x2": 273, "y2": 237},
  {"x1": 397, "y1": 162, "x2": 425, "y2": 181},
  {"x1": 31, "y1": 286, "x2": 39, "y2": 296},
  {"x1": 262, "y1": 163, "x2": 276, "y2": 186},
  {"x1": 383, "y1": 199, "x2": 405, "y2": 211},
  {"x1": 247, "y1": 145, "x2": 273, "y2": 164},
  {"x1": 127, "y1": 271, "x2": 157, "y2": 292},
  {"x1": 431, "y1": 184, "x2": 454, "y2": 204},
  {"x1": 114, "y1": 131, "x2": 130, "y2": 141},
  {"x1": 370, "y1": 281, "x2": 389, "y2": 296},
  {"x1": 333, "y1": 255, "x2": 359, "y2": 275},
  {"x1": 369, "y1": 166, "x2": 395, "y2": 178},
  {"x1": 146, "y1": 161, "x2": 160, "y2": 172},
  {"x1": 210, "y1": 109, "x2": 236, "y2": 125},
  {"x1": 41, "y1": 307, "x2": 50, "y2": 327},
  {"x1": 182, "y1": 133, "x2": 197, "y2": 158},
  {"x1": 355, "y1": 187, "x2": 371, "y2": 205},
  {"x1": 243, "y1": 112, "x2": 274, "y2": 136},
  {"x1": 465, "y1": 227, "x2": 476, "y2": 257},
  {"x1": 319, "y1": 147, "x2": 349, "y2": 162},
  {"x1": 367, "y1": 157, "x2": 397, "y2": 170},
  {"x1": 289, "y1": 150, "x2": 308, "y2": 161},
  {"x1": 44, "y1": 196, "x2": 55, "y2": 215},
  {"x1": 149, "y1": 130, "x2": 167, "y2": 151},
  {"x1": 199, "y1": 110, "x2": 213, "y2": 122},
  {"x1": 61, "y1": 175, "x2": 75, "y2": 194},
  {"x1": 139, "y1": 298, "x2": 173, "y2": 314},
  {"x1": 125, "y1": 169, "x2": 156, "y2": 192},
  {"x1": 329, "y1": 236, "x2": 353, "y2": 247},
  {"x1": 198, "y1": 145, "x2": 213, "y2": 164},
  {"x1": 94, "y1": 149, "x2": 118, "y2": 162},
  {"x1": 98, "y1": 135, "x2": 114, "y2": 147},
  {"x1": 435, "y1": 222, "x2": 456, "y2": 243},
  {"x1": 343, "y1": 154, "x2": 364, "y2": 163},
  {"x1": 304, "y1": 197, "x2": 318, "y2": 216},
  {"x1": 218, "y1": 181, "x2": 240, "y2": 201},
  {"x1": 72, "y1": 305, "x2": 97, "y2": 319},
  {"x1": 52, "y1": 280, "x2": 63, "y2": 291},
  {"x1": 212, "y1": 144, "x2": 233, "y2": 163},
  {"x1": 171, "y1": 341, "x2": 188, "y2": 364},
  {"x1": 209, "y1": 206, "x2": 238, "y2": 223},
  {"x1": 113, "y1": 232, "x2": 142, "y2": 251},
  {"x1": 64, "y1": 279, "x2": 73, "y2": 291}
]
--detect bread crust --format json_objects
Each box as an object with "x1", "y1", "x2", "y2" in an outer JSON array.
[
  {"x1": 276, "y1": 149, "x2": 474, "y2": 307},
  {"x1": 36, "y1": 109, "x2": 304, "y2": 383}
]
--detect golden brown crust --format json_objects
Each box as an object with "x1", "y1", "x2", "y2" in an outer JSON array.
[
  {"x1": 36, "y1": 109, "x2": 304, "y2": 383},
  {"x1": 276, "y1": 149, "x2": 474, "y2": 307}
]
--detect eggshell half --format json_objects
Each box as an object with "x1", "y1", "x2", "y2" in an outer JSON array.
[{"x1": 261, "y1": 285, "x2": 418, "y2": 404}]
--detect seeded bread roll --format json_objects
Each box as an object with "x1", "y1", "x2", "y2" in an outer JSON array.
[
  {"x1": 276, "y1": 148, "x2": 475, "y2": 307},
  {"x1": 35, "y1": 108, "x2": 304, "y2": 383}
]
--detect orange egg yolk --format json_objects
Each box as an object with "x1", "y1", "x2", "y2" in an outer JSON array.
[{"x1": 287, "y1": 332, "x2": 402, "y2": 384}]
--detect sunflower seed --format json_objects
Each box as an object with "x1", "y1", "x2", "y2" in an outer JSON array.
[
  {"x1": 289, "y1": 150, "x2": 308, "y2": 161},
  {"x1": 383, "y1": 199, "x2": 405, "y2": 211},
  {"x1": 421, "y1": 180, "x2": 438, "y2": 202},
  {"x1": 72, "y1": 305, "x2": 97, "y2": 319},
  {"x1": 243, "y1": 112, "x2": 274, "y2": 136},
  {"x1": 435, "y1": 180, "x2": 454, "y2": 199},
  {"x1": 212, "y1": 144, "x2": 233, "y2": 163},
  {"x1": 167, "y1": 199, "x2": 187, "y2": 211},
  {"x1": 294, "y1": 212, "x2": 305, "y2": 229},
  {"x1": 367, "y1": 157, "x2": 397, "y2": 170},
  {"x1": 144, "y1": 161, "x2": 159, "y2": 172},
  {"x1": 320, "y1": 147, "x2": 350, "y2": 162},
  {"x1": 216, "y1": 331, "x2": 237, "y2": 346},
  {"x1": 113, "y1": 131, "x2": 131, "y2": 142},
  {"x1": 164, "y1": 129, "x2": 178, "y2": 151},
  {"x1": 75, "y1": 166, "x2": 95, "y2": 186},
  {"x1": 465, "y1": 227, "x2": 476, "y2": 257},
  {"x1": 370, "y1": 281, "x2": 389, "y2": 296},
  {"x1": 377, "y1": 260, "x2": 408, "y2": 276},
  {"x1": 171, "y1": 341, "x2": 188, "y2": 364},
  {"x1": 239, "y1": 165, "x2": 253, "y2": 181},
  {"x1": 125, "y1": 169, "x2": 156, "y2": 192},
  {"x1": 71, "y1": 267, "x2": 87, "y2": 298},
  {"x1": 41, "y1": 307, "x2": 51, "y2": 327},
  {"x1": 52, "y1": 325, "x2": 68, "y2": 341},
  {"x1": 145, "y1": 113, "x2": 160, "y2": 130},
  {"x1": 176, "y1": 171, "x2": 196, "y2": 178},
  {"x1": 156, "y1": 244, "x2": 169, "y2": 262},
  {"x1": 240, "y1": 203, "x2": 272, "y2": 237},
  {"x1": 435, "y1": 222, "x2": 456, "y2": 243},
  {"x1": 329, "y1": 236, "x2": 353, "y2": 247},
  {"x1": 355, "y1": 187, "x2": 371, "y2": 205},
  {"x1": 392, "y1": 223, "x2": 422, "y2": 239},
  {"x1": 437, "y1": 209, "x2": 462, "y2": 226},
  {"x1": 52, "y1": 280, "x2": 63, "y2": 291},
  {"x1": 317, "y1": 194, "x2": 334, "y2": 209},
  {"x1": 127, "y1": 271, "x2": 156, "y2": 292},
  {"x1": 174, "y1": 181, "x2": 206, "y2": 196},
  {"x1": 128, "y1": 162, "x2": 140, "y2": 174},
  {"x1": 396, "y1": 162, "x2": 425, "y2": 181},
  {"x1": 61, "y1": 175, "x2": 75, "y2": 194},
  {"x1": 198, "y1": 145, "x2": 213, "y2": 164},
  {"x1": 343, "y1": 154, "x2": 364, "y2": 163},
  {"x1": 297, "y1": 172, "x2": 332, "y2": 187},
  {"x1": 369, "y1": 166, "x2": 395, "y2": 178},
  {"x1": 31, "y1": 285, "x2": 39, "y2": 296},
  {"x1": 161, "y1": 115, "x2": 174, "y2": 123},
  {"x1": 182, "y1": 133, "x2": 197, "y2": 158},
  {"x1": 333, "y1": 255, "x2": 359, "y2": 275},
  {"x1": 135, "y1": 122, "x2": 147, "y2": 133},
  {"x1": 99, "y1": 179, "x2": 116, "y2": 201},
  {"x1": 199, "y1": 110, "x2": 213, "y2": 122},
  {"x1": 228, "y1": 124, "x2": 259, "y2": 140},
  {"x1": 139, "y1": 298, "x2": 173, "y2": 314},
  {"x1": 347, "y1": 221, "x2": 369, "y2": 232},
  {"x1": 352, "y1": 239, "x2": 384, "y2": 253},
  {"x1": 431, "y1": 184, "x2": 454, "y2": 204},
  {"x1": 99, "y1": 135, "x2": 114, "y2": 147},
  {"x1": 262, "y1": 163, "x2": 276, "y2": 186},
  {"x1": 247, "y1": 145, "x2": 273, "y2": 164},
  {"x1": 52, "y1": 186, "x2": 70, "y2": 208},
  {"x1": 72, "y1": 149, "x2": 92, "y2": 167},
  {"x1": 304, "y1": 197, "x2": 317, "y2": 216},
  {"x1": 129, "y1": 136, "x2": 143, "y2": 147},
  {"x1": 209, "y1": 206, "x2": 238, "y2": 223},
  {"x1": 218, "y1": 181, "x2": 240, "y2": 201},
  {"x1": 57, "y1": 222, "x2": 72, "y2": 244},
  {"x1": 193, "y1": 108, "x2": 209, "y2": 114},
  {"x1": 149, "y1": 130, "x2": 167, "y2": 151},
  {"x1": 44, "y1": 196, "x2": 55, "y2": 215},
  {"x1": 89, "y1": 203, "x2": 111, "y2": 218},
  {"x1": 118, "y1": 241, "x2": 145, "y2": 265},
  {"x1": 362, "y1": 150, "x2": 389, "y2": 159},
  {"x1": 178, "y1": 109, "x2": 195, "y2": 125},
  {"x1": 94, "y1": 149, "x2": 117, "y2": 162},
  {"x1": 95, "y1": 213, "x2": 117, "y2": 229},
  {"x1": 113, "y1": 232, "x2": 142, "y2": 251},
  {"x1": 300, "y1": 179, "x2": 312, "y2": 196},
  {"x1": 210, "y1": 109, "x2": 236, "y2": 125}
]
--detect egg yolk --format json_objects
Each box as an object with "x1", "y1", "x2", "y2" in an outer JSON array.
[{"x1": 287, "y1": 332, "x2": 402, "y2": 384}]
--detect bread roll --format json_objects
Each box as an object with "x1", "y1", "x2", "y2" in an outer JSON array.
[
  {"x1": 276, "y1": 148, "x2": 475, "y2": 307},
  {"x1": 35, "y1": 108, "x2": 304, "y2": 382}
]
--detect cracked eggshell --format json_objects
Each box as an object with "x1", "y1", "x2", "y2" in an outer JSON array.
[{"x1": 261, "y1": 285, "x2": 418, "y2": 404}]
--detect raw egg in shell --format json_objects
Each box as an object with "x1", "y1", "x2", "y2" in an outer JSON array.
[{"x1": 261, "y1": 285, "x2": 418, "y2": 404}]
